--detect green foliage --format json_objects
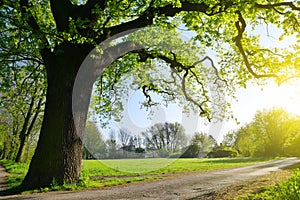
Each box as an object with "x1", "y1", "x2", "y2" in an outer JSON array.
[
  {"x1": 242, "y1": 169, "x2": 300, "y2": 200},
  {"x1": 285, "y1": 133, "x2": 300, "y2": 157},
  {"x1": 0, "y1": 159, "x2": 28, "y2": 189},
  {"x1": 82, "y1": 121, "x2": 106, "y2": 159},
  {"x1": 0, "y1": 9, "x2": 46, "y2": 161},
  {"x1": 231, "y1": 107, "x2": 300, "y2": 157}
]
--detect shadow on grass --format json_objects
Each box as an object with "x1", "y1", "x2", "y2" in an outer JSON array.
[
  {"x1": 0, "y1": 186, "x2": 23, "y2": 196},
  {"x1": 281, "y1": 162, "x2": 300, "y2": 170},
  {"x1": 198, "y1": 157, "x2": 271, "y2": 164}
]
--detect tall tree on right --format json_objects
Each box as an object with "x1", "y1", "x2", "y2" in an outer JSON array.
[{"x1": 235, "y1": 107, "x2": 298, "y2": 157}]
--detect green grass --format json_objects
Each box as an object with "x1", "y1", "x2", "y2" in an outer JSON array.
[
  {"x1": 0, "y1": 157, "x2": 272, "y2": 193},
  {"x1": 239, "y1": 168, "x2": 300, "y2": 200},
  {"x1": 0, "y1": 160, "x2": 28, "y2": 189},
  {"x1": 84, "y1": 157, "x2": 272, "y2": 176}
]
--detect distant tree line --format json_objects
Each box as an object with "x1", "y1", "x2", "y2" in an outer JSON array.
[
  {"x1": 82, "y1": 121, "x2": 231, "y2": 159},
  {"x1": 82, "y1": 121, "x2": 188, "y2": 159}
]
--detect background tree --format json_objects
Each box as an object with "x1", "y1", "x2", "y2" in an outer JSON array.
[
  {"x1": 222, "y1": 131, "x2": 237, "y2": 148},
  {"x1": 285, "y1": 133, "x2": 300, "y2": 156},
  {"x1": 82, "y1": 121, "x2": 106, "y2": 159},
  {"x1": 234, "y1": 125, "x2": 255, "y2": 157},
  {"x1": 1, "y1": 0, "x2": 300, "y2": 189},
  {"x1": 142, "y1": 122, "x2": 187, "y2": 156},
  {"x1": 252, "y1": 108, "x2": 295, "y2": 156},
  {"x1": 118, "y1": 129, "x2": 131, "y2": 148},
  {"x1": 233, "y1": 107, "x2": 299, "y2": 157},
  {"x1": 106, "y1": 131, "x2": 118, "y2": 159},
  {"x1": 0, "y1": 58, "x2": 45, "y2": 162}
]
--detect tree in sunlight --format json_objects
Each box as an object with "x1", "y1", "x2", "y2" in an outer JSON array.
[{"x1": 234, "y1": 107, "x2": 299, "y2": 157}]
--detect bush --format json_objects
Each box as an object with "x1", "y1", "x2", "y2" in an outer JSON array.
[
  {"x1": 207, "y1": 150, "x2": 236, "y2": 158},
  {"x1": 180, "y1": 144, "x2": 199, "y2": 158}
]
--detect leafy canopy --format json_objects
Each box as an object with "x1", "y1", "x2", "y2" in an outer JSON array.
[{"x1": 1, "y1": 0, "x2": 300, "y2": 124}]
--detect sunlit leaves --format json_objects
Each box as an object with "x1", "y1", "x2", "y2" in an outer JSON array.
[
  {"x1": 2, "y1": 0, "x2": 300, "y2": 128},
  {"x1": 234, "y1": 107, "x2": 300, "y2": 157}
]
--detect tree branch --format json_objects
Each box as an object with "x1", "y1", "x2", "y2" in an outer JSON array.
[
  {"x1": 234, "y1": 11, "x2": 280, "y2": 81},
  {"x1": 193, "y1": 56, "x2": 228, "y2": 85},
  {"x1": 107, "y1": 1, "x2": 233, "y2": 38},
  {"x1": 50, "y1": 0, "x2": 74, "y2": 31},
  {"x1": 20, "y1": 0, "x2": 40, "y2": 31},
  {"x1": 255, "y1": 2, "x2": 300, "y2": 11},
  {"x1": 132, "y1": 49, "x2": 214, "y2": 120},
  {"x1": 19, "y1": 0, "x2": 49, "y2": 47},
  {"x1": 181, "y1": 69, "x2": 209, "y2": 120}
]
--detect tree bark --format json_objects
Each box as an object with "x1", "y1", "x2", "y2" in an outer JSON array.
[{"x1": 20, "y1": 42, "x2": 93, "y2": 189}]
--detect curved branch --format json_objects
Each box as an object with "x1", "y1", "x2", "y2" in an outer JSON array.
[
  {"x1": 107, "y1": 1, "x2": 233, "y2": 38},
  {"x1": 141, "y1": 84, "x2": 175, "y2": 107},
  {"x1": 193, "y1": 56, "x2": 228, "y2": 85},
  {"x1": 234, "y1": 11, "x2": 279, "y2": 80},
  {"x1": 255, "y1": 2, "x2": 300, "y2": 11},
  {"x1": 131, "y1": 48, "x2": 211, "y2": 119},
  {"x1": 181, "y1": 69, "x2": 209, "y2": 120}
]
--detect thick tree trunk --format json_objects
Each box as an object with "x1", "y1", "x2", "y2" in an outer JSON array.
[{"x1": 21, "y1": 42, "x2": 93, "y2": 190}]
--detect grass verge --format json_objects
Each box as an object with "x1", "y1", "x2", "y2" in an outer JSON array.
[
  {"x1": 238, "y1": 168, "x2": 300, "y2": 199},
  {"x1": 207, "y1": 161, "x2": 300, "y2": 200}
]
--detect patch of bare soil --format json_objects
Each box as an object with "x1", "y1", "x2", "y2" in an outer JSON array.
[{"x1": 204, "y1": 169, "x2": 292, "y2": 200}]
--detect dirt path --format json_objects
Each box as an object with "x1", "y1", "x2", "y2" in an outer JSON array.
[
  {"x1": 0, "y1": 163, "x2": 8, "y2": 192},
  {"x1": 0, "y1": 158, "x2": 299, "y2": 200}
]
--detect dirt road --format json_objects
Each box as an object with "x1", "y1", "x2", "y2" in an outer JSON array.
[
  {"x1": 0, "y1": 163, "x2": 8, "y2": 192},
  {"x1": 1, "y1": 158, "x2": 299, "y2": 200}
]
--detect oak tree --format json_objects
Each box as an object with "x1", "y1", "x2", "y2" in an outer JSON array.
[{"x1": 0, "y1": 0, "x2": 300, "y2": 189}]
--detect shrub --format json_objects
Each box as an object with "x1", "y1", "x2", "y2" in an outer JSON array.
[{"x1": 207, "y1": 150, "x2": 236, "y2": 158}]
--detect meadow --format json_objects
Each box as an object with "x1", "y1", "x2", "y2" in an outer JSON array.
[{"x1": 0, "y1": 157, "x2": 272, "y2": 192}]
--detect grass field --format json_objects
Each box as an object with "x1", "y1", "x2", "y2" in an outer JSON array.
[
  {"x1": 0, "y1": 157, "x2": 272, "y2": 192},
  {"x1": 84, "y1": 157, "x2": 272, "y2": 176}
]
